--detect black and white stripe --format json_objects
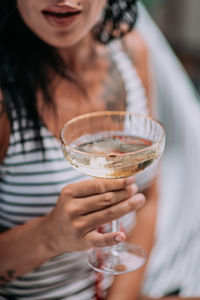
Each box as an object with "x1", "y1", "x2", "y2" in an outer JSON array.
[{"x1": 0, "y1": 40, "x2": 149, "y2": 299}]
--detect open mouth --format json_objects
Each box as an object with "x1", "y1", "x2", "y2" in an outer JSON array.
[
  {"x1": 42, "y1": 7, "x2": 82, "y2": 27},
  {"x1": 42, "y1": 10, "x2": 81, "y2": 18}
]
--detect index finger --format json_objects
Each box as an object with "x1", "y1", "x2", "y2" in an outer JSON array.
[{"x1": 68, "y1": 176, "x2": 135, "y2": 198}]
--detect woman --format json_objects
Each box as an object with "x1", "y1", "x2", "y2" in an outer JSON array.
[{"x1": 0, "y1": 1, "x2": 157, "y2": 299}]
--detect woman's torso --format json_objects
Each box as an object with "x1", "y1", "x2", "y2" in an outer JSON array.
[{"x1": 0, "y1": 37, "x2": 150, "y2": 300}]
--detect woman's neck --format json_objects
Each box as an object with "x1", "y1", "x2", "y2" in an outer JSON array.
[{"x1": 57, "y1": 34, "x2": 96, "y2": 73}]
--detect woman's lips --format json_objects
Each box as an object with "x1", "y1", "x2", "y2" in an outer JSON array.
[{"x1": 42, "y1": 5, "x2": 82, "y2": 28}]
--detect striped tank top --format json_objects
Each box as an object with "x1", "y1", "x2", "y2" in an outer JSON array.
[{"x1": 0, "y1": 40, "x2": 149, "y2": 300}]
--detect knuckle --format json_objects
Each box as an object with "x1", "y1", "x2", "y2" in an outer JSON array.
[
  {"x1": 121, "y1": 201, "x2": 130, "y2": 214},
  {"x1": 120, "y1": 178, "x2": 127, "y2": 189},
  {"x1": 72, "y1": 218, "x2": 85, "y2": 234},
  {"x1": 125, "y1": 185, "x2": 134, "y2": 197},
  {"x1": 130, "y1": 184, "x2": 139, "y2": 196},
  {"x1": 65, "y1": 202, "x2": 78, "y2": 217},
  {"x1": 105, "y1": 207, "x2": 114, "y2": 219},
  {"x1": 123, "y1": 187, "x2": 130, "y2": 199},
  {"x1": 128, "y1": 200, "x2": 137, "y2": 210},
  {"x1": 62, "y1": 186, "x2": 73, "y2": 198},
  {"x1": 104, "y1": 192, "x2": 115, "y2": 205},
  {"x1": 105, "y1": 236, "x2": 114, "y2": 246},
  {"x1": 129, "y1": 194, "x2": 146, "y2": 210},
  {"x1": 93, "y1": 239, "x2": 101, "y2": 248},
  {"x1": 92, "y1": 236, "x2": 113, "y2": 247},
  {"x1": 95, "y1": 181, "x2": 106, "y2": 194}
]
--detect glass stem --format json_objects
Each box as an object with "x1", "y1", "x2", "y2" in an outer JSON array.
[
  {"x1": 111, "y1": 220, "x2": 120, "y2": 258},
  {"x1": 112, "y1": 219, "x2": 120, "y2": 233}
]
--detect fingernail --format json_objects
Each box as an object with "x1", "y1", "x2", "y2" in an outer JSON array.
[
  {"x1": 131, "y1": 184, "x2": 138, "y2": 193},
  {"x1": 114, "y1": 233, "x2": 126, "y2": 242},
  {"x1": 130, "y1": 194, "x2": 146, "y2": 208},
  {"x1": 126, "y1": 176, "x2": 135, "y2": 185}
]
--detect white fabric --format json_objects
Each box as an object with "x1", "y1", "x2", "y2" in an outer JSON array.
[{"x1": 137, "y1": 3, "x2": 200, "y2": 297}]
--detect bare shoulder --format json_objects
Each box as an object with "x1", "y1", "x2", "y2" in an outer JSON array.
[
  {"x1": 122, "y1": 30, "x2": 152, "y2": 109},
  {"x1": 123, "y1": 30, "x2": 148, "y2": 60},
  {"x1": 0, "y1": 91, "x2": 10, "y2": 163}
]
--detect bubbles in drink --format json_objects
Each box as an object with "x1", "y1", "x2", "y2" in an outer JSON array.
[
  {"x1": 75, "y1": 135, "x2": 152, "y2": 155},
  {"x1": 63, "y1": 133, "x2": 158, "y2": 178}
]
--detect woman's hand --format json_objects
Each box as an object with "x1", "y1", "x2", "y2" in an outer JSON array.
[{"x1": 44, "y1": 177, "x2": 145, "y2": 256}]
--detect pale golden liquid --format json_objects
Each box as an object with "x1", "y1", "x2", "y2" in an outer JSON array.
[{"x1": 64, "y1": 135, "x2": 158, "y2": 178}]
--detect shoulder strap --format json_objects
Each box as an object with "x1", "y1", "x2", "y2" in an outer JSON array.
[{"x1": 107, "y1": 39, "x2": 149, "y2": 115}]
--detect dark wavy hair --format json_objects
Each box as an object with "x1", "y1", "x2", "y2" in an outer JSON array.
[
  {"x1": 94, "y1": 0, "x2": 138, "y2": 43},
  {"x1": 0, "y1": 0, "x2": 138, "y2": 149}
]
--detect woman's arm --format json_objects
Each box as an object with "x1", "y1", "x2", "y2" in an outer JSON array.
[
  {"x1": 0, "y1": 176, "x2": 145, "y2": 285},
  {"x1": 0, "y1": 109, "x2": 56, "y2": 283},
  {"x1": 106, "y1": 30, "x2": 158, "y2": 300},
  {"x1": 0, "y1": 215, "x2": 55, "y2": 285}
]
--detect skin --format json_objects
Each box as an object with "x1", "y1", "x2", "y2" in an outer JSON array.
[
  {"x1": 17, "y1": 0, "x2": 107, "y2": 48},
  {"x1": 0, "y1": 0, "x2": 146, "y2": 286},
  {"x1": 0, "y1": 177, "x2": 146, "y2": 283},
  {"x1": 0, "y1": 1, "x2": 190, "y2": 300}
]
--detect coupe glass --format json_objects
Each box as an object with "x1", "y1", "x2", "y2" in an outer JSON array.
[{"x1": 60, "y1": 111, "x2": 165, "y2": 274}]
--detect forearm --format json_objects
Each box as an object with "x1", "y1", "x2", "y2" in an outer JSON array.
[
  {"x1": 0, "y1": 216, "x2": 54, "y2": 284},
  {"x1": 106, "y1": 181, "x2": 158, "y2": 300}
]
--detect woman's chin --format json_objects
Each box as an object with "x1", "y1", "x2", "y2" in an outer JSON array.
[{"x1": 39, "y1": 32, "x2": 89, "y2": 49}]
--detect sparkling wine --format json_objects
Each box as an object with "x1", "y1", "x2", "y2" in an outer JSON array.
[
  {"x1": 61, "y1": 111, "x2": 165, "y2": 274},
  {"x1": 63, "y1": 133, "x2": 159, "y2": 178}
]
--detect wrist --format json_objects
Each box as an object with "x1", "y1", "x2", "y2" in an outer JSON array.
[{"x1": 37, "y1": 214, "x2": 59, "y2": 260}]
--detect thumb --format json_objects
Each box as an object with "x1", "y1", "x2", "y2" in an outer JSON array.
[{"x1": 85, "y1": 230, "x2": 126, "y2": 248}]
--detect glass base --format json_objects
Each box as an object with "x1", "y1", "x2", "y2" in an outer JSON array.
[{"x1": 87, "y1": 242, "x2": 146, "y2": 275}]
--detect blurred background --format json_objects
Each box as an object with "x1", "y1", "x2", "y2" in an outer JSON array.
[{"x1": 141, "y1": 0, "x2": 200, "y2": 94}]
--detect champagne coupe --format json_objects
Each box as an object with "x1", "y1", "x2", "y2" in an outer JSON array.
[{"x1": 60, "y1": 111, "x2": 165, "y2": 274}]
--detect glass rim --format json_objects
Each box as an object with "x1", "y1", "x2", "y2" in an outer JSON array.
[{"x1": 60, "y1": 111, "x2": 166, "y2": 158}]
